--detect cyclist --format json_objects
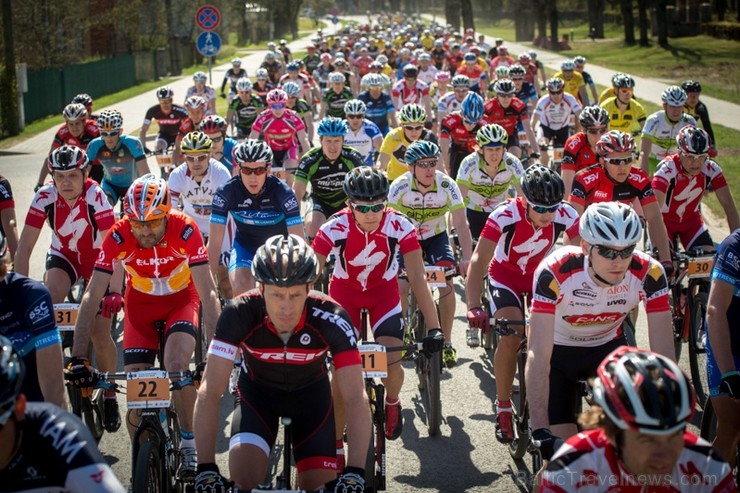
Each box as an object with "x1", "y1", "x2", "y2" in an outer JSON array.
[
  {"x1": 466, "y1": 166, "x2": 579, "y2": 443},
  {"x1": 200, "y1": 115, "x2": 238, "y2": 172},
  {"x1": 0, "y1": 231, "x2": 65, "y2": 407},
  {"x1": 561, "y1": 105, "x2": 610, "y2": 197},
  {"x1": 378, "y1": 103, "x2": 438, "y2": 181},
  {"x1": 444, "y1": 43, "x2": 464, "y2": 75},
  {"x1": 526, "y1": 202, "x2": 675, "y2": 454},
  {"x1": 598, "y1": 73, "x2": 646, "y2": 135},
  {"x1": 260, "y1": 51, "x2": 284, "y2": 85},
  {"x1": 357, "y1": 73, "x2": 397, "y2": 136},
  {"x1": 528, "y1": 50, "x2": 547, "y2": 91},
  {"x1": 518, "y1": 53, "x2": 541, "y2": 96},
  {"x1": 531, "y1": 77, "x2": 582, "y2": 168},
  {"x1": 573, "y1": 55, "x2": 597, "y2": 106},
  {"x1": 302, "y1": 43, "x2": 322, "y2": 76},
  {"x1": 553, "y1": 59, "x2": 587, "y2": 105},
  {"x1": 209, "y1": 139, "x2": 303, "y2": 297},
  {"x1": 456, "y1": 124, "x2": 525, "y2": 241},
  {"x1": 706, "y1": 228, "x2": 740, "y2": 467},
  {"x1": 193, "y1": 235, "x2": 372, "y2": 493},
  {"x1": 313, "y1": 167, "x2": 444, "y2": 449},
  {"x1": 429, "y1": 71, "x2": 451, "y2": 120},
  {"x1": 282, "y1": 80, "x2": 315, "y2": 143},
  {"x1": 278, "y1": 39, "x2": 292, "y2": 62},
  {"x1": 416, "y1": 52, "x2": 438, "y2": 86},
  {"x1": 440, "y1": 92, "x2": 488, "y2": 179},
  {"x1": 0, "y1": 337, "x2": 126, "y2": 492},
  {"x1": 483, "y1": 78, "x2": 537, "y2": 159},
  {"x1": 488, "y1": 46, "x2": 515, "y2": 73},
  {"x1": 437, "y1": 74, "x2": 471, "y2": 126},
  {"x1": 174, "y1": 95, "x2": 208, "y2": 167},
  {"x1": 598, "y1": 72, "x2": 626, "y2": 104},
  {"x1": 342, "y1": 99, "x2": 383, "y2": 167},
  {"x1": 66, "y1": 174, "x2": 221, "y2": 482},
  {"x1": 85, "y1": 109, "x2": 149, "y2": 207},
  {"x1": 0, "y1": 174, "x2": 18, "y2": 262},
  {"x1": 320, "y1": 72, "x2": 354, "y2": 120},
  {"x1": 508, "y1": 64, "x2": 538, "y2": 112},
  {"x1": 15, "y1": 145, "x2": 121, "y2": 426},
  {"x1": 653, "y1": 125, "x2": 740, "y2": 252},
  {"x1": 293, "y1": 118, "x2": 363, "y2": 240},
  {"x1": 280, "y1": 61, "x2": 313, "y2": 104},
  {"x1": 312, "y1": 52, "x2": 335, "y2": 93},
  {"x1": 391, "y1": 65, "x2": 433, "y2": 122},
  {"x1": 225, "y1": 77, "x2": 266, "y2": 140},
  {"x1": 639, "y1": 86, "x2": 697, "y2": 174},
  {"x1": 681, "y1": 79, "x2": 717, "y2": 155},
  {"x1": 71, "y1": 93, "x2": 97, "y2": 122},
  {"x1": 388, "y1": 141, "x2": 473, "y2": 369},
  {"x1": 456, "y1": 52, "x2": 487, "y2": 96},
  {"x1": 220, "y1": 58, "x2": 248, "y2": 103},
  {"x1": 253, "y1": 68, "x2": 274, "y2": 99},
  {"x1": 139, "y1": 86, "x2": 189, "y2": 176},
  {"x1": 541, "y1": 346, "x2": 735, "y2": 492},
  {"x1": 569, "y1": 130, "x2": 673, "y2": 267},
  {"x1": 185, "y1": 71, "x2": 217, "y2": 116}
]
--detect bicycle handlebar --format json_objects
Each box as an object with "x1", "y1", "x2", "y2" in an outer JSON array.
[{"x1": 489, "y1": 318, "x2": 527, "y2": 337}]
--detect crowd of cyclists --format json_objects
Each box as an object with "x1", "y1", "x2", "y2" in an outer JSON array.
[{"x1": 1, "y1": 12, "x2": 739, "y2": 493}]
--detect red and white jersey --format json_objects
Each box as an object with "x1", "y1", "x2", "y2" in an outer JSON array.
[
  {"x1": 437, "y1": 92, "x2": 465, "y2": 117},
  {"x1": 251, "y1": 108, "x2": 306, "y2": 151},
  {"x1": 455, "y1": 64, "x2": 486, "y2": 89},
  {"x1": 569, "y1": 165, "x2": 657, "y2": 209},
  {"x1": 312, "y1": 208, "x2": 420, "y2": 293},
  {"x1": 531, "y1": 246, "x2": 670, "y2": 347},
  {"x1": 481, "y1": 197, "x2": 579, "y2": 281},
  {"x1": 561, "y1": 132, "x2": 599, "y2": 173},
  {"x1": 25, "y1": 179, "x2": 114, "y2": 265},
  {"x1": 391, "y1": 78, "x2": 430, "y2": 108},
  {"x1": 51, "y1": 120, "x2": 99, "y2": 149},
  {"x1": 535, "y1": 93, "x2": 582, "y2": 129},
  {"x1": 279, "y1": 73, "x2": 313, "y2": 100},
  {"x1": 541, "y1": 428, "x2": 737, "y2": 493},
  {"x1": 652, "y1": 154, "x2": 727, "y2": 223}
]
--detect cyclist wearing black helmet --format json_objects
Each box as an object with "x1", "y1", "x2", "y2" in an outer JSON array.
[
  {"x1": 681, "y1": 79, "x2": 717, "y2": 156},
  {"x1": 139, "y1": 86, "x2": 188, "y2": 156},
  {"x1": 391, "y1": 64, "x2": 432, "y2": 122},
  {"x1": 194, "y1": 235, "x2": 371, "y2": 493}
]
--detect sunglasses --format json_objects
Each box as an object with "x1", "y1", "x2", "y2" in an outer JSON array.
[
  {"x1": 497, "y1": 94, "x2": 514, "y2": 99},
  {"x1": 101, "y1": 131, "x2": 120, "y2": 137},
  {"x1": 586, "y1": 127, "x2": 608, "y2": 135},
  {"x1": 346, "y1": 114, "x2": 364, "y2": 119},
  {"x1": 185, "y1": 154, "x2": 209, "y2": 162},
  {"x1": 350, "y1": 202, "x2": 387, "y2": 213},
  {"x1": 593, "y1": 244, "x2": 636, "y2": 260},
  {"x1": 270, "y1": 104, "x2": 286, "y2": 109},
  {"x1": 530, "y1": 203, "x2": 560, "y2": 214},
  {"x1": 412, "y1": 159, "x2": 437, "y2": 169},
  {"x1": 510, "y1": 77, "x2": 523, "y2": 81},
  {"x1": 549, "y1": 91, "x2": 563, "y2": 95},
  {"x1": 681, "y1": 153, "x2": 708, "y2": 161},
  {"x1": 130, "y1": 217, "x2": 166, "y2": 230},
  {"x1": 239, "y1": 165, "x2": 268, "y2": 176},
  {"x1": 404, "y1": 125, "x2": 424, "y2": 131},
  {"x1": 604, "y1": 157, "x2": 633, "y2": 166}
]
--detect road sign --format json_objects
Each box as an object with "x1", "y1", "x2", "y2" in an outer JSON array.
[
  {"x1": 195, "y1": 5, "x2": 221, "y2": 31},
  {"x1": 196, "y1": 31, "x2": 222, "y2": 57}
]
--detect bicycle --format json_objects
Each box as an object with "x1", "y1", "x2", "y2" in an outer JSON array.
[{"x1": 700, "y1": 397, "x2": 740, "y2": 484}]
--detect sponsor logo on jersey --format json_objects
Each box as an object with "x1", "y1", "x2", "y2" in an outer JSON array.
[
  {"x1": 726, "y1": 251, "x2": 740, "y2": 271},
  {"x1": 606, "y1": 298, "x2": 627, "y2": 306},
  {"x1": 607, "y1": 284, "x2": 629, "y2": 295},
  {"x1": 39, "y1": 413, "x2": 86, "y2": 464},
  {"x1": 249, "y1": 348, "x2": 325, "y2": 363},
  {"x1": 300, "y1": 333, "x2": 311, "y2": 345},
  {"x1": 27, "y1": 301, "x2": 51, "y2": 324},
  {"x1": 574, "y1": 283, "x2": 597, "y2": 300},
  {"x1": 208, "y1": 339, "x2": 238, "y2": 360},
  {"x1": 212, "y1": 194, "x2": 226, "y2": 209},
  {"x1": 181, "y1": 225, "x2": 194, "y2": 241},
  {"x1": 629, "y1": 172, "x2": 647, "y2": 184},
  {"x1": 582, "y1": 173, "x2": 599, "y2": 186},
  {"x1": 136, "y1": 256, "x2": 175, "y2": 266},
  {"x1": 594, "y1": 190, "x2": 608, "y2": 200},
  {"x1": 311, "y1": 307, "x2": 357, "y2": 346},
  {"x1": 563, "y1": 312, "x2": 622, "y2": 326},
  {"x1": 283, "y1": 196, "x2": 298, "y2": 211},
  {"x1": 112, "y1": 231, "x2": 124, "y2": 244}
]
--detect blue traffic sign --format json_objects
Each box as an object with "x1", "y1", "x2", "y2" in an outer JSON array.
[{"x1": 196, "y1": 31, "x2": 222, "y2": 57}]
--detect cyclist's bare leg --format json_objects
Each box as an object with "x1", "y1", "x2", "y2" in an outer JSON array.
[
  {"x1": 438, "y1": 279, "x2": 455, "y2": 342},
  {"x1": 508, "y1": 145, "x2": 522, "y2": 159},
  {"x1": 283, "y1": 158, "x2": 298, "y2": 188},
  {"x1": 229, "y1": 444, "x2": 269, "y2": 489},
  {"x1": 44, "y1": 267, "x2": 73, "y2": 304},
  {"x1": 397, "y1": 278, "x2": 410, "y2": 320},
  {"x1": 216, "y1": 264, "x2": 233, "y2": 300},
  {"x1": 298, "y1": 468, "x2": 335, "y2": 491},
  {"x1": 492, "y1": 306, "x2": 525, "y2": 402},
  {"x1": 307, "y1": 210, "x2": 327, "y2": 241},
  {"x1": 230, "y1": 266, "x2": 256, "y2": 297},
  {"x1": 164, "y1": 331, "x2": 197, "y2": 434},
  {"x1": 551, "y1": 422, "x2": 578, "y2": 441},
  {"x1": 331, "y1": 375, "x2": 346, "y2": 455},
  {"x1": 376, "y1": 335, "x2": 404, "y2": 400},
  {"x1": 710, "y1": 396, "x2": 740, "y2": 465}
]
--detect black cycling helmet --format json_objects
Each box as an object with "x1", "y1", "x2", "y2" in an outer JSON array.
[
  {"x1": 521, "y1": 165, "x2": 565, "y2": 207},
  {"x1": 343, "y1": 167, "x2": 389, "y2": 203},
  {"x1": 0, "y1": 229, "x2": 6, "y2": 258},
  {"x1": 0, "y1": 335, "x2": 25, "y2": 426},
  {"x1": 252, "y1": 234, "x2": 320, "y2": 287},
  {"x1": 681, "y1": 79, "x2": 702, "y2": 94}
]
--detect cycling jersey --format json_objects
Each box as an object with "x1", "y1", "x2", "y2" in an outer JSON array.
[
  {"x1": 437, "y1": 92, "x2": 466, "y2": 117},
  {"x1": 445, "y1": 52, "x2": 464, "y2": 74},
  {"x1": 302, "y1": 54, "x2": 321, "y2": 75},
  {"x1": 570, "y1": 165, "x2": 657, "y2": 209},
  {"x1": 599, "y1": 86, "x2": 616, "y2": 104},
  {"x1": 708, "y1": 230, "x2": 740, "y2": 358},
  {"x1": 440, "y1": 113, "x2": 485, "y2": 177},
  {"x1": 642, "y1": 111, "x2": 697, "y2": 162},
  {"x1": 288, "y1": 98, "x2": 312, "y2": 120},
  {"x1": 515, "y1": 82, "x2": 538, "y2": 108},
  {"x1": 322, "y1": 86, "x2": 354, "y2": 119},
  {"x1": 228, "y1": 95, "x2": 266, "y2": 138},
  {"x1": 279, "y1": 74, "x2": 313, "y2": 100},
  {"x1": 177, "y1": 116, "x2": 202, "y2": 139},
  {"x1": 417, "y1": 66, "x2": 438, "y2": 86},
  {"x1": 685, "y1": 100, "x2": 716, "y2": 145},
  {"x1": 483, "y1": 97, "x2": 531, "y2": 137},
  {"x1": 85, "y1": 135, "x2": 146, "y2": 189},
  {"x1": 353, "y1": 56, "x2": 375, "y2": 78},
  {"x1": 252, "y1": 81, "x2": 274, "y2": 100},
  {"x1": 541, "y1": 428, "x2": 736, "y2": 493},
  {"x1": 295, "y1": 146, "x2": 363, "y2": 210},
  {"x1": 51, "y1": 120, "x2": 99, "y2": 149},
  {"x1": 312, "y1": 65, "x2": 334, "y2": 90},
  {"x1": 168, "y1": 159, "x2": 232, "y2": 235},
  {"x1": 0, "y1": 176, "x2": 14, "y2": 238},
  {"x1": 95, "y1": 211, "x2": 208, "y2": 296},
  {"x1": 561, "y1": 132, "x2": 599, "y2": 174},
  {"x1": 455, "y1": 65, "x2": 486, "y2": 92},
  {"x1": 357, "y1": 90, "x2": 395, "y2": 135},
  {"x1": 456, "y1": 152, "x2": 524, "y2": 212},
  {"x1": 430, "y1": 48, "x2": 446, "y2": 69},
  {"x1": 142, "y1": 104, "x2": 189, "y2": 138},
  {"x1": 600, "y1": 96, "x2": 647, "y2": 134},
  {"x1": 221, "y1": 67, "x2": 248, "y2": 95},
  {"x1": 387, "y1": 170, "x2": 465, "y2": 240},
  {"x1": 215, "y1": 137, "x2": 238, "y2": 171},
  {"x1": 0, "y1": 402, "x2": 125, "y2": 492},
  {"x1": 260, "y1": 61, "x2": 283, "y2": 85},
  {"x1": 531, "y1": 245, "x2": 670, "y2": 347},
  {"x1": 535, "y1": 93, "x2": 582, "y2": 130},
  {"x1": 343, "y1": 119, "x2": 382, "y2": 166},
  {"x1": 250, "y1": 109, "x2": 306, "y2": 152},
  {"x1": 185, "y1": 86, "x2": 217, "y2": 115},
  {"x1": 0, "y1": 273, "x2": 60, "y2": 402},
  {"x1": 391, "y1": 79, "x2": 430, "y2": 108},
  {"x1": 380, "y1": 127, "x2": 439, "y2": 181},
  {"x1": 553, "y1": 71, "x2": 586, "y2": 102}
]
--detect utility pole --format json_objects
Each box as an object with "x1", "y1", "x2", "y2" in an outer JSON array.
[{"x1": 1, "y1": 0, "x2": 19, "y2": 135}]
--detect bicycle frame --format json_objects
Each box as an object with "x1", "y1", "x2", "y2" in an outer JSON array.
[{"x1": 359, "y1": 308, "x2": 386, "y2": 492}]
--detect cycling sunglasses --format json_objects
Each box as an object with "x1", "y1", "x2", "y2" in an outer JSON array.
[
  {"x1": 350, "y1": 202, "x2": 387, "y2": 214},
  {"x1": 346, "y1": 114, "x2": 365, "y2": 119},
  {"x1": 238, "y1": 165, "x2": 268, "y2": 176},
  {"x1": 184, "y1": 154, "x2": 209, "y2": 162},
  {"x1": 412, "y1": 159, "x2": 437, "y2": 169},
  {"x1": 130, "y1": 217, "x2": 166, "y2": 230},
  {"x1": 593, "y1": 244, "x2": 636, "y2": 260},
  {"x1": 270, "y1": 104, "x2": 286, "y2": 109},
  {"x1": 404, "y1": 125, "x2": 424, "y2": 131},
  {"x1": 603, "y1": 157, "x2": 633, "y2": 166},
  {"x1": 530, "y1": 203, "x2": 560, "y2": 214},
  {"x1": 100, "y1": 131, "x2": 120, "y2": 137},
  {"x1": 586, "y1": 127, "x2": 608, "y2": 135}
]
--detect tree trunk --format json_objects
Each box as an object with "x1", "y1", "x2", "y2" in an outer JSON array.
[
  {"x1": 445, "y1": 0, "x2": 461, "y2": 32},
  {"x1": 622, "y1": 0, "x2": 636, "y2": 44},
  {"x1": 536, "y1": 0, "x2": 548, "y2": 45},
  {"x1": 656, "y1": 0, "x2": 668, "y2": 45},
  {"x1": 389, "y1": 0, "x2": 401, "y2": 11},
  {"x1": 1, "y1": 0, "x2": 19, "y2": 135},
  {"x1": 549, "y1": 0, "x2": 559, "y2": 51},
  {"x1": 461, "y1": 0, "x2": 475, "y2": 31},
  {"x1": 588, "y1": 0, "x2": 605, "y2": 38},
  {"x1": 638, "y1": 0, "x2": 649, "y2": 45}
]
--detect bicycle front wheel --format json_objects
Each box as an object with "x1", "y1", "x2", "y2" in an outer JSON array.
[
  {"x1": 509, "y1": 347, "x2": 529, "y2": 460},
  {"x1": 689, "y1": 290, "x2": 709, "y2": 408},
  {"x1": 132, "y1": 439, "x2": 166, "y2": 493}
]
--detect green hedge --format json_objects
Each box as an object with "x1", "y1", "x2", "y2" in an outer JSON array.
[{"x1": 702, "y1": 21, "x2": 740, "y2": 40}]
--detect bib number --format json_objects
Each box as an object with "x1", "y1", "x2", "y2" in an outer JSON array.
[
  {"x1": 687, "y1": 256, "x2": 713, "y2": 279},
  {"x1": 425, "y1": 266, "x2": 447, "y2": 288},
  {"x1": 54, "y1": 303, "x2": 79, "y2": 331},
  {"x1": 155, "y1": 155, "x2": 173, "y2": 168},
  {"x1": 126, "y1": 370, "x2": 170, "y2": 409},
  {"x1": 359, "y1": 344, "x2": 388, "y2": 378}
]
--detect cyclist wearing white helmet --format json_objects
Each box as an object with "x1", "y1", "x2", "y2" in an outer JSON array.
[
  {"x1": 357, "y1": 73, "x2": 398, "y2": 135},
  {"x1": 226, "y1": 77, "x2": 267, "y2": 140},
  {"x1": 640, "y1": 85, "x2": 697, "y2": 173},
  {"x1": 342, "y1": 99, "x2": 383, "y2": 166},
  {"x1": 220, "y1": 58, "x2": 248, "y2": 104},
  {"x1": 185, "y1": 71, "x2": 217, "y2": 115},
  {"x1": 553, "y1": 59, "x2": 588, "y2": 105},
  {"x1": 253, "y1": 68, "x2": 274, "y2": 99},
  {"x1": 320, "y1": 72, "x2": 354, "y2": 120},
  {"x1": 573, "y1": 55, "x2": 597, "y2": 105}
]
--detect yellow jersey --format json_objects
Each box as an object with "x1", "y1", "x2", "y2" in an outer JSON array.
[
  {"x1": 600, "y1": 96, "x2": 646, "y2": 134},
  {"x1": 598, "y1": 87, "x2": 615, "y2": 104},
  {"x1": 380, "y1": 127, "x2": 438, "y2": 181},
  {"x1": 554, "y1": 71, "x2": 585, "y2": 101}
]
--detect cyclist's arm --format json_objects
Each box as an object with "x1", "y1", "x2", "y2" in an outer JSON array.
[
  {"x1": 334, "y1": 362, "x2": 372, "y2": 470},
  {"x1": 292, "y1": 179, "x2": 308, "y2": 203},
  {"x1": 192, "y1": 264, "x2": 221, "y2": 345},
  {"x1": 287, "y1": 223, "x2": 305, "y2": 240},
  {"x1": 36, "y1": 343, "x2": 66, "y2": 408},
  {"x1": 422, "y1": 94, "x2": 432, "y2": 121},
  {"x1": 451, "y1": 208, "x2": 473, "y2": 274},
  {"x1": 372, "y1": 134, "x2": 383, "y2": 153},
  {"x1": 72, "y1": 270, "x2": 112, "y2": 358},
  {"x1": 403, "y1": 249, "x2": 442, "y2": 329},
  {"x1": 377, "y1": 152, "x2": 390, "y2": 172},
  {"x1": 194, "y1": 343, "x2": 235, "y2": 464},
  {"x1": 296, "y1": 129, "x2": 310, "y2": 154},
  {"x1": 135, "y1": 157, "x2": 150, "y2": 177},
  {"x1": 646, "y1": 308, "x2": 675, "y2": 361},
  {"x1": 561, "y1": 168, "x2": 576, "y2": 199},
  {"x1": 715, "y1": 185, "x2": 740, "y2": 232},
  {"x1": 642, "y1": 202, "x2": 671, "y2": 263},
  {"x1": 530, "y1": 112, "x2": 540, "y2": 134},
  {"x1": 465, "y1": 237, "x2": 495, "y2": 311},
  {"x1": 388, "y1": 109, "x2": 398, "y2": 128},
  {"x1": 526, "y1": 311, "x2": 555, "y2": 431},
  {"x1": 173, "y1": 135, "x2": 184, "y2": 166},
  {"x1": 639, "y1": 136, "x2": 651, "y2": 174},
  {"x1": 13, "y1": 223, "x2": 40, "y2": 277},
  {"x1": 38, "y1": 145, "x2": 54, "y2": 186},
  {"x1": 139, "y1": 122, "x2": 151, "y2": 149},
  {"x1": 304, "y1": 115, "x2": 315, "y2": 143},
  {"x1": 578, "y1": 86, "x2": 588, "y2": 107},
  {"x1": 206, "y1": 222, "x2": 226, "y2": 281},
  {"x1": 524, "y1": 123, "x2": 538, "y2": 155},
  {"x1": 439, "y1": 137, "x2": 451, "y2": 174},
  {"x1": 706, "y1": 277, "x2": 737, "y2": 374}
]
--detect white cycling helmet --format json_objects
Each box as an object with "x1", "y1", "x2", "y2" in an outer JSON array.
[{"x1": 579, "y1": 202, "x2": 643, "y2": 248}]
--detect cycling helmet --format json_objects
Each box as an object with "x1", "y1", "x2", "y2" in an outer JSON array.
[
  {"x1": 398, "y1": 103, "x2": 427, "y2": 124},
  {"x1": 593, "y1": 346, "x2": 694, "y2": 436},
  {"x1": 252, "y1": 234, "x2": 320, "y2": 287},
  {"x1": 461, "y1": 92, "x2": 484, "y2": 124},
  {"x1": 521, "y1": 165, "x2": 565, "y2": 207},
  {"x1": 328, "y1": 72, "x2": 346, "y2": 84},
  {"x1": 369, "y1": 61, "x2": 384, "y2": 71},
  {"x1": 344, "y1": 99, "x2": 367, "y2": 115},
  {"x1": 546, "y1": 77, "x2": 565, "y2": 93},
  {"x1": 463, "y1": 52, "x2": 477, "y2": 63},
  {"x1": 579, "y1": 105, "x2": 610, "y2": 128},
  {"x1": 265, "y1": 51, "x2": 276, "y2": 61},
  {"x1": 193, "y1": 71, "x2": 207, "y2": 82},
  {"x1": 199, "y1": 115, "x2": 228, "y2": 134},
  {"x1": 235, "y1": 77, "x2": 253, "y2": 92},
  {"x1": 48, "y1": 145, "x2": 89, "y2": 173},
  {"x1": 156, "y1": 86, "x2": 174, "y2": 100},
  {"x1": 681, "y1": 80, "x2": 702, "y2": 93},
  {"x1": 518, "y1": 53, "x2": 531, "y2": 64},
  {"x1": 124, "y1": 173, "x2": 171, "y2": 222},
  {"x1": 320, "y1": 53, "x2": 332, "y2": 62},
  {"x1": 181, "y1": 131, "x2": 213, "y2": 154},
  {"x1": 343, "y1": 167, "x2": 389, "y2": 203},
  {"x1": 231, "y1": 57, "x2": 242, "y2": 65},
  {"x1": 0, "y1": 230, "x2": 5, "y2": 259},
  {"x1": 281, "y1": 81, "x2": 302, "y2": 98},
  {"x1": 97, "y1": 109, "x2": 123, "y2": 132},
  {"x1": 528, "y1": 50, "x2": 538, "y2": 59},
  {"x1": 402, "y1": 64, "x2": 419, "y2": 78},
  {"x1": 266, "y1": 89, "x2": 288, "y2": 106},
  {"x1": 508, "y1": 64, "x2": 526, "y2": 78},
  {"x1": 676, "y1": 125, "x2": 710, "y2": 155},
  {"x1": 493, "y1": 78, "x2": 516, "y2": 95},
  {"x1": 317, "y1": 117, "x2": 348, "y2": 137},
  {"x1": 418, "y1": 52, "x2": 432, "y2": 62},
  {"x1": 613, "y1": 73, "x2": 635, "y2": 89},
  {"x1": 376, "y1": 54, "x2": 389, "y2": 65},
  {"x1": 661, "y1": 86, "x2": 688, "y2": 107},
  {"x1": 0, "y1": 335, "x2": 25, "y2": 426},
  {"x1": 476, "y1": 123, "x2": 509, "y2": 148},
  {"x1": 494, "y1": 66, "x2": 510, "y2": 79},
  {"x1": 405, "y1": 140, "x2": 441, "y2": 164},
  {"x1": 596, "y1": 130, "x2": 636, "y2": 156},
  {"x1": 286, "y1": 61, "x2": 300, "y2": 72},
  {"x1": 233, "y1": 139, "x2": 273, "y2": 164},
  {"x1": 184, "y1": 96, "x2": 206, "y2": 110},
  {"x1": 71, "y1": 93, "x2": 93, "y2": 108},
  {"x1": 365, "y1": 73, "x2": 384, "y2": 87},
  {"x1": 435, "y1": 71, "x2": 451, "y2": 82},
  {"x1": 573, "y1": 55, "x2": 586, "y2": 64},
  {"x1": 62, "y1": 103, "x2": 87, "y2": 121},
  {"x1": 434, "y1": 39, "x2": 444, "y2": 47},
  {"x1": 560, "y1": 60, "x2": 576, "y2": 71},
  {"x1": 579, "y1": 201, "x2": 642, "y2": 248},
  {"x1": 451, "y1": 74, "x2": 470, "y2": 88},
  {"x1": 255, "y1": 68, "x2": 269, "y2": 80}
]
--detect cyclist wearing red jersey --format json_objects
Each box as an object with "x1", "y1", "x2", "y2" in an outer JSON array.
[
  {"x1": 0, "y1": 174, "x2": 18, "y2": 261},
  {"x1": 391, "y1": 65, "x2": 432, "y2": 120},
  {"x1": 456, "y1": 52, "x2": 487, "y2": 95},
  {"x1": 483, "y1": 78, "x2": 537, "y2": 159},
  {"x1": 541, "y1": 346, "x2": 736, "y2": 493},
  {"x1": 526, "y1": 202, "x2": 674, "y2": 457},
  {"x1": 440, "y1": 92, "x2": 488, "y2": 179},
  {"x1": 67, "y1": 174, "x2": 221, "y2": 482},
  {"x1": 466, "y1": 166, "x2": 579, "y2": 443},
  {"x1": 561, "y1": 105, "x2": 610, "y2": 197},
  {"x1": 653, "y1": 126, "x2": 740, "y2": 252}
]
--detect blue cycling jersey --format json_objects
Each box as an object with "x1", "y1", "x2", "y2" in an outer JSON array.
[
  {"x1": 219, "y1": 137, "x2": 238, "y2": 170},
  {"x1": 358, "y1": 90, "x2": 395, "y2": 135},
  {"x1": 86, "y1": 135, "x2": 146, "y2": 188},
  {"x1": 709, "y1": 229, "x2": 740, "y2": 356}
]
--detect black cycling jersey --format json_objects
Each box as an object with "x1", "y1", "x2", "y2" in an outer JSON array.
[
  {"x1": 0, "y1": 402, "x2": 125, "y2": 492},
  {"x1": 294, "y1": 146, "x2": 363, "y2": 209},
  {"x1": 0, "y1": 176, "x2": 13, "y2": 239},
  {"x1": 221, "y1": 68, "x2": 248, "y2": 94},
  {"x1": 686, "y1": 100, "x2": 716, "y2": 145},
  {"x1": 322, "y1": 87, "x2": 354, "y2": 119},
  {"x1": 228, "y1": 95, "x2": 266, "y2": 137},
  {"x1": 142, "y1": 104, "x2": 189, "y2": 138},
  {"x1": 290, "y1": 99, "x2": 312, "y2": 118}
]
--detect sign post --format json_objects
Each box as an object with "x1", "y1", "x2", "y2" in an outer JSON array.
[{"x1": 195, "y1": 5, "x2": 221, "y2": 84}]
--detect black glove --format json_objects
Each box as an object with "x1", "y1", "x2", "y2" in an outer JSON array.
[
  {"x1": 720, "y1": 371, "x2": 740, "y2": 399},
  {"x1": 34, "y1": 183, "x2": 43, "y2": 193},
  {"x1": 529, "y1": 152, "x2": 541, "y2": 160},
  {"x1": 220, "y1": 93, "x2": 227, "y2": 99},
  {"x1": 660, "y1": 260, "x2": 675, "y2": 280},
  {"x1": 334, "y1": 466, "x2": 365, "y2": 493},
  {"x1": 421, "y1": 328, "x2": 444, "y2": 357},
  {"x1": 195, "y1": 463, "x2": 228, "y2": 493},
  {"x1": 532, "y1": 427, "x2": 565, "y2": 461},
  {"x1": 143, "y1": 146, "x2": 153, "y2": 155},
  {"x1": 64, "y1": 357, "x2": 96, "y2": 396}
]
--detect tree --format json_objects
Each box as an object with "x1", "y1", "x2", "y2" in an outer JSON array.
[
  {"x1": 655, "y1": 0, "x2": 668, "y2": 46},
  {"x1": 445, "y1": 0, "x2": 461, "y2": 32},
  {"x1": 637, "y1": 0, "x2": 649, "y2": 46},
  {"x1": 621, "y1": 0, "x2": 636, "y2": 44},
  {"x1": 1, "y1": 0, "x2": 19, "y2": 136},
  {"x1": 549, "y1": 0, "x2": 559, "y2": 51},
  {"x1": 588, "y1": 0, "x2": 605, "y2": 38},
  {"x1": 461, "y1": 0, "x2": 474, "y2": 31}
]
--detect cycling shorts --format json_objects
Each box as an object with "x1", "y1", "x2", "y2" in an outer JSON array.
[
  {"x1": 466, "y1": 209, "x2": 490, "y2": 242},
  {"x1": 122, "y1": 287, "x2": 199, "y2": 366},
  {"x1": 664, "y1": 214, "x2": 713, "y2": 251},
  {"x1": 273, "y1": 147, "x2": 299, "y2": 167},
  {"x1": 397, "y1": 232, "x2": 455, "y2": 271},
  {"x1": 329, "y1": 281, "x2": 404, "y2": 340},
  {"x1": 45, "y1": 250, "x2": 96, "y2": 284},
  {"x1": 231, "y1": 375, "x2": 336, "y2": 474},
  {"x1": 506, "y1": 132, "x2": 520, "y2": 150},
  {"x1": 156, "y1": 132, "x2": 177, "y2": 148},
  {"x1": 312, "y1": 198, "x2": 345, "y2": 219},
  {"x1": 228, "y1": 240, "x2": 256, "y2": 273},
  {"x1": 486, "y1": 277, "x2": 529, "y2": 314},
  {"x1": 101, "y1": 180, "x2": 129, "y2": 206},
  {"x1": 548, "y1": 336, "x2": 625, "y2": 426},
  {"x1": 540, "y1": 126, "x2": 570, "y2": 149},
  {"x1": 89, "y1": 164, "x2": 104, "y2": 185},
  {"x1": 706, "y1": 337, "x2": 740, "y2": 397}
]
